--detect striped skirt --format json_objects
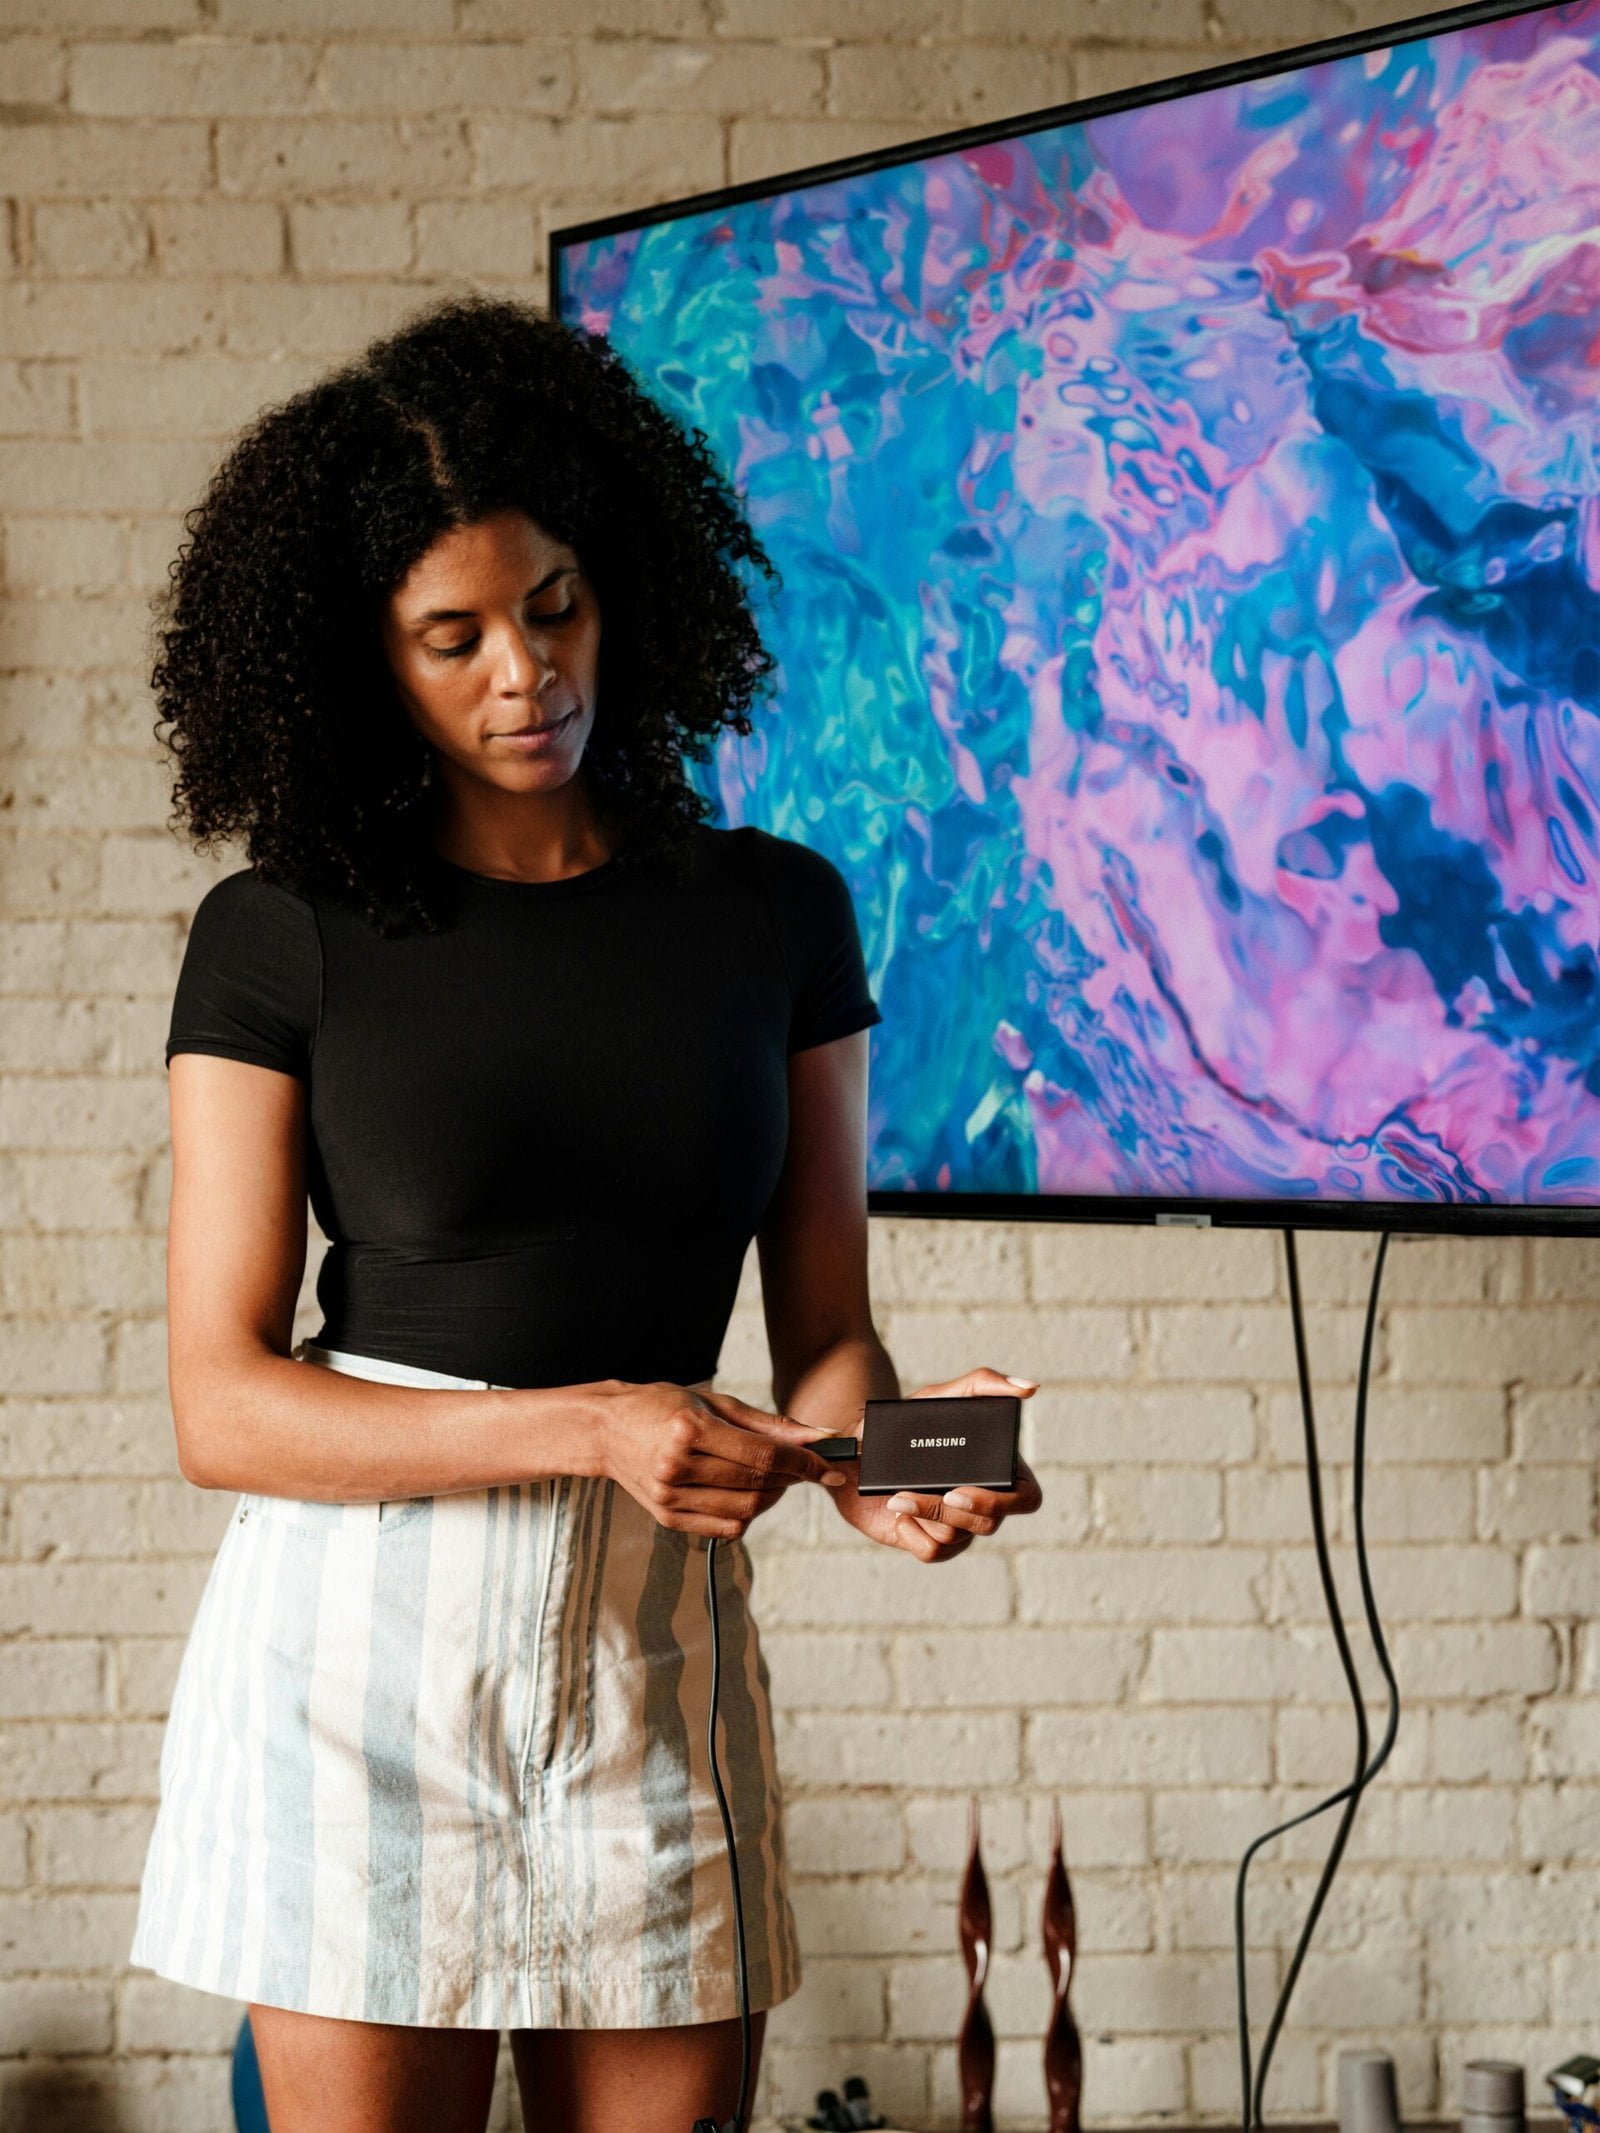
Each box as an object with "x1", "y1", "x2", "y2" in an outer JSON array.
[{"x1": 128, "y1": 1341, "x2": 801, "y2": 2030}]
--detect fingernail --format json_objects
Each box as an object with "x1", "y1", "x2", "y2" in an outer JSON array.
[
  {"x1": 886, "y1": 1493, "x2": 917, "y2": 1514},
  {"x1": 822, "y1": 1470, "x2": 848, "y2": 1488},
  {"x1": 1005, "y1": 1374, "x2": 1038, "y2": 1388},
  {"x1": 945, "y1": 1490, "x2": 974, "y2": 1510}
]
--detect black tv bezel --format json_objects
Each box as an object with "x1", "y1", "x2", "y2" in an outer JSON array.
[{"x1": 550, "y1": 0, "x2": 1600, "y2": 1241}]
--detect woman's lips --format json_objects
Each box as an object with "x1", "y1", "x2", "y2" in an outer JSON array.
[{"x1": 496, "y1": 710, "x2": 575, "y2": 752}]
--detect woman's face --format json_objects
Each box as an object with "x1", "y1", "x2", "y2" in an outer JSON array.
[{"x1": 379, "y1": 505, "x2": 602, "y2": 804}]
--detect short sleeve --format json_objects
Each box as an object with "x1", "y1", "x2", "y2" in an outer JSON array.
[
  {"x1": 749, "y1": 828, "x2": 884, "y2": 1054},
  {"x1": 166, "y1": 869, "x2": 321, "y2": 1080}
]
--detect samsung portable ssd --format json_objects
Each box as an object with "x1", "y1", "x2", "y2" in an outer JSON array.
[{"x1": 856, "y1": 1394, "x2": 1020, "y2": 1497}]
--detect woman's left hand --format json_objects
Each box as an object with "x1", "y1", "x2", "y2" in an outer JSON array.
[{"x1": 826, "y1": 1366, "x2": 1043, "y2": 1563}]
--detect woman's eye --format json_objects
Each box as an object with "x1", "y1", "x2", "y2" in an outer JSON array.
[{"x1": 423, "y1": 605, "x2": 575, "y2": 660}]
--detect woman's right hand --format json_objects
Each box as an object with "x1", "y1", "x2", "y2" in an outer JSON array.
[{"x1": 590, "y1": 1380, "x2": 849, "y2": 1540}]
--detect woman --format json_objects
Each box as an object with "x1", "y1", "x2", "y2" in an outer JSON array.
[{"x1": 127, "y1": 292, "x2": 1043, "y2": 2133}]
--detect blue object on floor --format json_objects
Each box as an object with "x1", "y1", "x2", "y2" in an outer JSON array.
[{"x1": 232, "y1": 2012, "x2": 270, "y2": 2131}]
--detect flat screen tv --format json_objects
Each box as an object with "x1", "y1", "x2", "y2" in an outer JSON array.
[{"x1": 552, "y1": 0, "x2": 1600, "y2": 1236}]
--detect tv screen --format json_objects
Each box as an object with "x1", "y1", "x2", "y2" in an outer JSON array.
[{"x1": 552, "y1": 0, "x2": 1600, "y2": 1234}]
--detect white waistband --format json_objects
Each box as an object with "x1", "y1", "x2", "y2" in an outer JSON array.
[{"x1": 293, "y1": 1340, "x2": 714, "y2": 1397}]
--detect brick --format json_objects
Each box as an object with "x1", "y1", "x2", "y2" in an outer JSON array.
[
  {"x1": 1272, "y1": 1542, "x2": 1518, "y2": 1624},
  {"x1": 1090, "y1": 1466, "x2": 1220, "y2": 1542},
  {"x1": 112, "y1": 1638, "x2": 186, "y2": 1722},
  {"x1": 827, "y1": 42, "x2": 1075, "y2": 123},
  {"x1": 1031, "y1": 1220, "x2": 1277, "y2": 1303},
  {"x1": 0, "y1": 436, "x2": 216, "y2": 515},
  {"x1": 1072, "y1": 45, "x2": 1222, "y2": 105},
  {"x1": 1034, "y1": 1385, "x2": 1254, "y2": 1465},
  {"x1": 1192, "y1": 2030, "x2": 1323, "y2": 2118},
  {"x1": 32, "y1": 200, "x2": 148, "y2": 277},
  {"x1": 1145, "y1": 1624, "x2": 1366, "y2": 1703},
  {"x1": 0, "y1": 1638, "x2": 106, "y2": 1717},
  {"x1": 15, "y1": 1478, "x2": 147, "y2": 1558},
  {"x1": 0, "y1": 1561, "x2": 207, "y2": 1639},
  {"x1": 720, "y1": 0, "x2": 958, "y2": 30},
  {"x1": 4, "y1": 516, "x2": 126, "y2": 590},
  {"x1": 0, "y1": 1077, "x2": 167, "y2": 1151},
  {"x1": 760, "y1": 1629, "x2": 892, "y2": 1708},
  {"x1": 1484, "y1": 1458, "x2": 1595, "y2": 1544},
  {"x1": 1518, "y1": 1783, "x2": 1600, "y2": 1863},
  {"x1": 0, "y1": 2058, "x2": 256, "y2": 2127},
  {"x1": 894, "y1": 1626, "x2": 1142, "y2": 1704},
  {"x1": 1516, "y1": 1387, "x2": 1600, "y2": 1463},
  {"x1": 1069, "y1": 1947, "x2": 1275, "y2": 2033},
  {"x1": 729, "y1": 115, "x2": 937, "y2": 186},
  {"x1": 1425, "y1": 1706, "x2": 1525, "y2": 1786},
  {"x1": 1017, "y1": 1544, "x2": 1266, "y2": 1625},
  {"x1": 0, "y1": 118, "x2": 209, "y2": 197},
  {"x1": 217, "y1": 0, "x2": 451, "y2": 25},
  {"x1": 0, "y1": 359, "x2": 73, "y2": 436},
  {"x1": 1276, "y1": 1705, "x2": 1426, "y2": 1788},
  {"x1": 1147, "y1": 1302, "x2": 1373, "y2": 1382},
  {"x1": 782, "y1": 1955, "x2": 887, "y2": 2040},
  {"x1": 1525, "y1": 1543, "x2": 1600, "y2": 1617},
  {"x1": 79, "y1": 354, "x2": 315, "y2": 438},
  {"x1": 0, "y1": 1890, "x2": 140, "y2": 1976},
  {"x1": 289, "y1": 201, "x2": 414, "y2": 277},
  {"x1": 1263, "y1": 1384, "x2": 1507, "y2": 1465},
  {"x1": 0, "y1": 1978, "x2": 113, "y2": 2056},
  {"x1": 0, "y1": 1398, "x2": 173, "y2": 1481},
  {"x1": 66, "y1": 41, "x2": 318, "y2": 119},
  {"x1": 151, "y1": 198, "x2": 284, "y2": 277},
  {"x1": 217, "y1": 118, "x2": 470, "y2": 197},
  {"x1": 117, "y1": 1971, "x2": 244, "y2": 2050},
  {"x1": 1028, "y1": 1706, "x2": 1271, "y2": 1787},
  {"x1": 791, "y1": 1874, "x2": 1022, "y2": 1963},
  {"x1": 1211, "y1": 0, "x2": 1349, "y2": 38},
  {"x1": 776, "y1": 1709, "x2": 1019, "y2": 1788},
  {"x1": 0, "y1": 1318, "x2": 112, "y2": 1396},
  {"x1": 579, "y1": 40, "x2": 823, "y2": 117},
  {"x1": 0, "y1": 1814, "x2": 24, "y2": 1888},
  {"x1": 470, "y1": 113, "x2": 721, "y2": 200},
  {"x1": 757, "y1": 1545, "x2": 1010, "y2": 1627},
  {"x1": 320, "y1": 40, "x2": 572, "y2": 114},
  {"x1": 1387, "y1": 1305, "x2": 1600, "y2": 1385},
  {"x1": 414, "y1": 198, "x2": 536, "y2": 279},
  {"x1": 3, "y1": 1234, "x2": 165, "y2": 1314},
  {"x1": 784, "y1": 1797, "x2": 901, "y2": 1876},
  {"x1": 0, "y1": 34, "x2": 65, "y2": 105},
  {"x1": 30, "y1": 1802, "x2": 152, "y2": 1885},
  {"x1": 143, "y1": 1481, "x2": 246, "y2": 1557},
  {"x1": 1339, "y1": 1463, "x2": 1476, "y2": 1542},
  {"x1": 883, "y1": 1304, "x2": 1134, "y2": 1385},
  {"x1": 1300, "y1": 1230, "x2": 1521, "y2": 1306},
  {"x1": 0, "y1": 835, "x2": 101, "y2": 914},
  {"x1": 960, "y1": 0, "x2": 1206, "y2": 36},
  {"x1": 1394, "y1": 1623, "x2": 1561, "y2": 1700},
  {"x1": 0, "y1": 0, "x2": 197, "y2": 19}
]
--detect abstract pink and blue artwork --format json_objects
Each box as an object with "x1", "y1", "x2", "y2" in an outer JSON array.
[{"x1": 557, "y1": 2, "x2": 1600, "y2": 1211}]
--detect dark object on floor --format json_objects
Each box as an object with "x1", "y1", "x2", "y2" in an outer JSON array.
[
  {"x1": 959, "y1": 1797, "x2": 995, "y2": 2132},
  {"x1": 232, "y1": 2013, "x2": 269, "y2": 2132},
  {"x1": 1042, "y1": 1798, "x2": 1081, "y2": 2133}
]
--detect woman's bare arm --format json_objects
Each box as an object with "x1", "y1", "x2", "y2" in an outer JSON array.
[
  {"x1": 167, "y1": 1053, "x2": 841, "y2": 1528},
  {"x1": 167, "y1": 1051, "x2": 615, "y2": 1500}
]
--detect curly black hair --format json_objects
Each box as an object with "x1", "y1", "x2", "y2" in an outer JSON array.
[{"x1": 150, "y1": 292, "x2": 781, "y2": 935}]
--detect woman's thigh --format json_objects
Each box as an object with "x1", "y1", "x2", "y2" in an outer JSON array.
[
  {"x1": 510, "y1": 2008, "x2": 767, "y2": 2133},
  {"x1": 248, "y1": 2002, "x2": 501, "y2": 2133}
]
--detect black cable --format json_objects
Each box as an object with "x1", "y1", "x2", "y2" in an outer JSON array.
[
  {"x1": 705, "y1": 1535, "x2": 753, "y2": 2133},
  {"x1": 1234, "y1": 1229, "x2": 1400, "y2": 2130}
]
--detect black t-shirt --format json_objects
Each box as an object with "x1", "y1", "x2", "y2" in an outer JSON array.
[{"x1": 165, "y1": 824, "x2": 882, "y2": 1390}]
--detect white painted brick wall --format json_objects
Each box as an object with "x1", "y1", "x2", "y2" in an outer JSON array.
[{"x1": 1, "y1": 4, "x2": 1595, "y2": 2129}]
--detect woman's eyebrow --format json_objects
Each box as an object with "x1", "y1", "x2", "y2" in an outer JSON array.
[{"x1": 412, "y1": 564, "x2": 578, "y2": 625}]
